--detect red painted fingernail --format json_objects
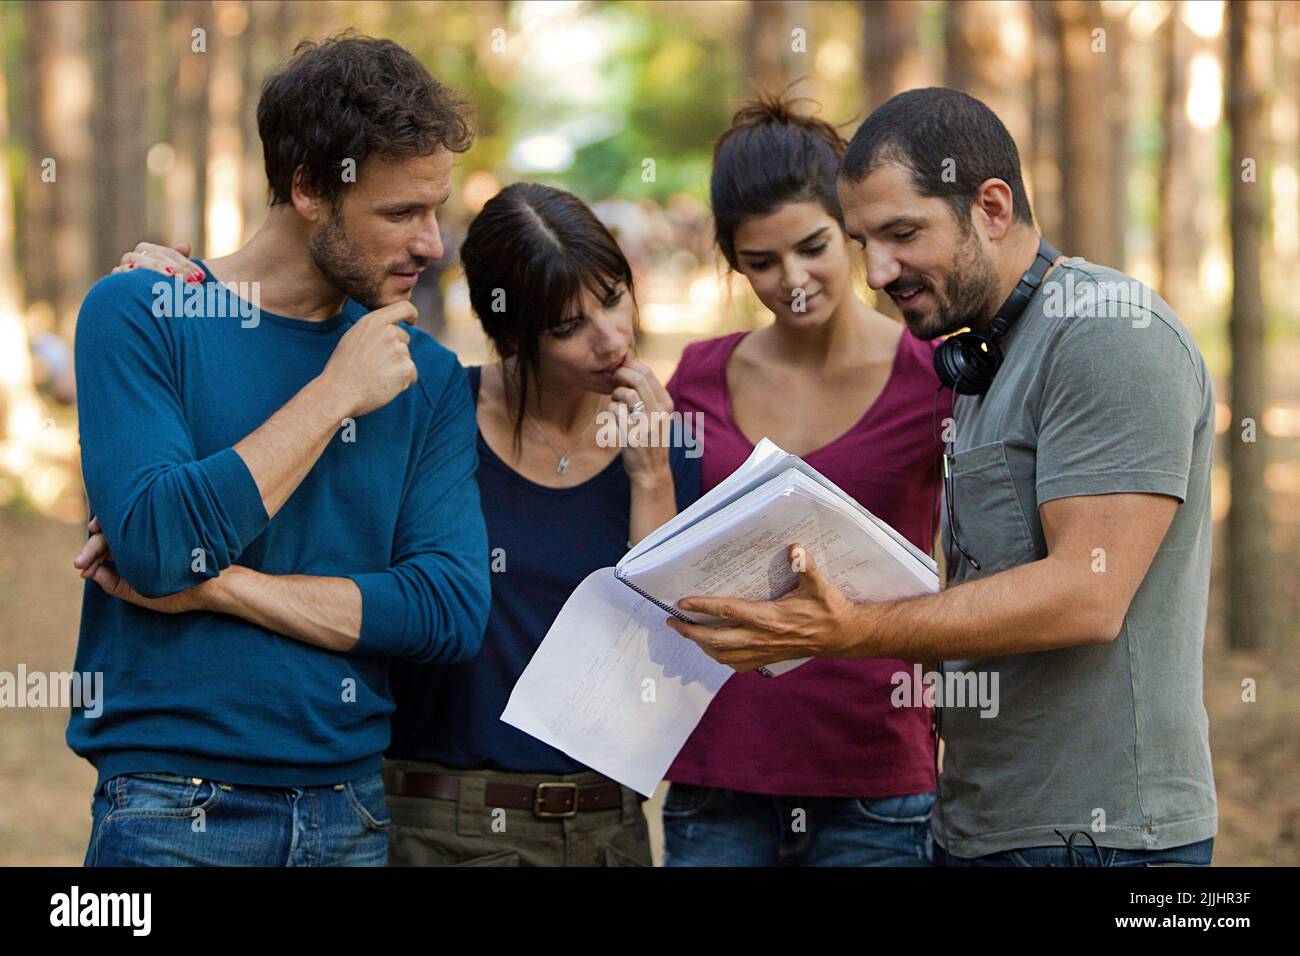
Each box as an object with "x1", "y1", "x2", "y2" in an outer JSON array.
[
  {"x1": 164, "y1": 266, "x2": 175, "y2": 274},
  {"x1": 189, "y1": 271, "x2": 204, "y2": 282},
  {"x1": 127, "y1": 263, "x2": 135, "y2": 269},
  {"x1": 186, "y1": 274, "x2": 201, "y2": 284}
]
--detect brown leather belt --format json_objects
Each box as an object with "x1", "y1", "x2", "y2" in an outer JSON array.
[{"x1": 386, "y1": 770, "x2": 623, "y2": 819}]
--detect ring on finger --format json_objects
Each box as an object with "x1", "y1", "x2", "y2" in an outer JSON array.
[{"x1": 630, "y1": 400, "x2": 646, "y2": 416}]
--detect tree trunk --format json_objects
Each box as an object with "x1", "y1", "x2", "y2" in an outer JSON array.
[
  {"x1": 945, "y1": 0, "x2": 1026, "y2": 114},
  {"x1": 167, "y1": 0, "x2": 213, "y2": 252},
  {"x1": 944, "y1": 1, "x2": 1032, "y2": 182},
  {"x1": 863, "y1": 0, "x2": 919, "y2": 110},
  {"x1": 943, "y1": 0, "x2": 978, "y2": 94},
  {"x1": 1054, "y1": 0, "x2": 1126, "y2": 267},
  {"x1": 206, "y1": 1, "x2": 248, "y2": 253},
  {"x1": 1103, "y1": 6, "x2": 1129, "y2": 270},
  {"x1": 19, "y1": 1, "x2": 56, "y2": 313},
  {"x1": 22, "y1": 1, "x2": 94, "y2": 329},
  {"x1": 746, "y1": 1, "x2": 795, "y2": 97},
  {"x1": 238, "y1": 0, "x2": 299, "y2": 228},
  {"x1": 91, "y1": 1, "x2": 153, "y2": 276},
  {"x1": 1028, "y1": 0, "x2": 1062, "y2": 240},
  {"x1": 241, "y1": 0, "x2": 271, "y2": 229},
  {"x1": 1157, "y1": 2, "x2": 1196, "y2": 309},
  {"x1": 1225, "y1": 0, "x2": 1274, "y2": 650}
]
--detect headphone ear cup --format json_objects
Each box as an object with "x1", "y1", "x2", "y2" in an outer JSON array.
[
  {"x1": 934, "y1": 333, "x2": 1004, "y2": 396},
  {"x1": 962, "y1": 334, "x2": 1004, "y2": 386},
  {"x1": 933, "y1": 336, "x2": 963, "y2": 391}
]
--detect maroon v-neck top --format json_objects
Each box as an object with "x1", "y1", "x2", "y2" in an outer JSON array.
[{"x1": 665, "y1": 328, "x2": 952, "y2": 797}]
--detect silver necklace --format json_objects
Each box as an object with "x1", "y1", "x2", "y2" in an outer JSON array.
[{"x1": 525, "y1": 399, "x2": 603, "y2": 474}]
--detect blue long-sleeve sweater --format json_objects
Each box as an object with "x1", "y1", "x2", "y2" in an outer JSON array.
[{"x1": 66, "y1": 266, "x2": 491, "y2": 788}]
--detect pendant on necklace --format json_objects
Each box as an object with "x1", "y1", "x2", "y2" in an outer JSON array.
[{"x1": 555, "y1": 457, "x2": 570, "y2": 474}]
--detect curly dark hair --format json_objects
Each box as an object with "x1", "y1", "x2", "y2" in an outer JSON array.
[{"x1": 257, "y1": 31, "x2": 474, "y2": 207}]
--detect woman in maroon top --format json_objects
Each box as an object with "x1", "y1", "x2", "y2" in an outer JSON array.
[{"x1": 661, "y1": 94, "x2": 952, "y2": 866}]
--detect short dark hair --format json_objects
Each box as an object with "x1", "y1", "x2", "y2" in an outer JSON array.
[
  {"x1": 711, "y1": 92, "x2": 848, "y2": 269},
  {"x1": 840, "y1": 87, "x2": 1034, "y2": 229},
  {"x1": 460, "y1": 182, "x2": 638, "y2": 451},
  {"x1": 257, "y1": 32, "x2": 474, "y2": 207}
]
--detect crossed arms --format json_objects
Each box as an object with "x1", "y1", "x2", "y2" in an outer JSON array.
[{"x1": 74, "y1": 273, "x2": 489, "y2": 663}]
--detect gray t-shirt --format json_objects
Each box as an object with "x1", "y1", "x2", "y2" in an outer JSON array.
[{"x1": 935, "y1": 256, "x2": 1217, "y2": 858}]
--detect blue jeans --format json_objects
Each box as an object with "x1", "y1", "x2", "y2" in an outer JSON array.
[
  {"x1": 662, "y1": 783, "x2": 934, "y2": 867},
  {"x1": 934, "y1": 835, "x2": 1214, "y2": 867},
  {"x1": 84, "y1": 771, "x2": 391, "y2": 866}
]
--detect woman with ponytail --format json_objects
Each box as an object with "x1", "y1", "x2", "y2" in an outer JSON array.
[{"x1": 661, "y1": 94, "x2": 951, "y2": 866}]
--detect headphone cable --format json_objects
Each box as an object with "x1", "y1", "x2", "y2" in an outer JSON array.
[{"x1": 927, "y1": 383, "x2": 951, "y2": 863}]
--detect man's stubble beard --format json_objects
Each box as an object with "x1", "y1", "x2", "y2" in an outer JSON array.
[
  {"x1": 308, "y1": 208, "x2": 389, "y2": 310},
  {"x1": 902, "y1": 226, "x2": 1003, "y2": 341}
]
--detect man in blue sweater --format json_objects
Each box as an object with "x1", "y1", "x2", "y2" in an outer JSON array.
[{"x1": 67, "y1": 35, "x2": 491, "y2": 866}]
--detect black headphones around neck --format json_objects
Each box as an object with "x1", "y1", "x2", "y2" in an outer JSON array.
[{"x1": 932, "y1": 237, "x2": 1062, "y2": 396}]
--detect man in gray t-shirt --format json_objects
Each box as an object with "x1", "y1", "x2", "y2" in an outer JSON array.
[
  {"x1": 936, "y1": 257, "x2": 1216, "y2": 858},
  {"x1": 667, "y1": 88, "x2": 1216, "y2": 866}
]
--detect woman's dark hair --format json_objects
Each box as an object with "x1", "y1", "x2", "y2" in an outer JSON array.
[
  {"x1": 460, "y1": 182, "x2": 638, "y2": 452},
  {"x1": 710, "y1": 91, "x2": 849, "y2": 270},
  {"x1": 840, "y1": 87, "x2": 1035, "y2": 229},
  {"x1": 258, "y1": 31, "x2": 474, "y2": 207}
]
